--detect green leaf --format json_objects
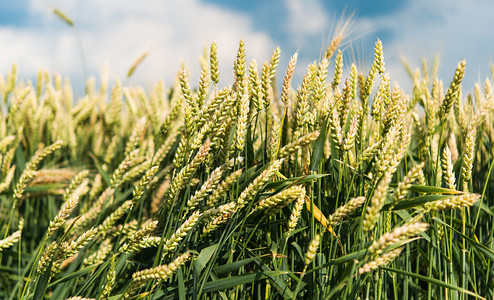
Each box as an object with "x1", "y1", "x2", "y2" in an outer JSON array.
[
  {"x1": 25, "y1": 184, "x2": 65, "y2": 194},
  {"x1": 250, "y1": 255, "x2": 294, "y2": 299},
  {"x1": 194, "y1": 244, "x2": 218, "y2": 278},
  {"x1": 47, "y1": 264, "x2": 99, "y2": 288},
  {"x1": 310, "y1": 116, "x2": 328, "y2": 171},
  {"x1": 479, "y1": 201, "x2": 494, "y2": 217},
  {"x1": 177, "y1": 268, "x2": 186, "y2": 300},
  {"x1": 202, "y1": 271, "x2": 289, "y2": 293},
  {"x1": 386, "y1": 194, "x2": 453, "y2": 211},
  {"x1": 33, "y1": 269, "x2": 51, "y2": 300},
  {"x1": 308, "y1": 249, "x2": 367, "y2": 274},
  {"x1": 433, "y1": 217, "x2": 494, "y2": 261},
  {"x1": 213, "y1": 257, "x2": 257, "y2": 275},
  {"x1": 406, "y1": 185, "x2": 465, "y2": 195},
  {"x1": 323, "y1": 260, "x2": 357, "y2": 300},
  {"x1": 286, "y1": 227, "x2": 308, "y2": 239},
  {"x1": 89, "y1": 152, "x2": 111, "y2": 186},
  {"x1": 382, "y1": 267, "x2": 485, "y2": 299}
]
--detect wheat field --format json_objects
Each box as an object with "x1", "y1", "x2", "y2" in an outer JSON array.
[{"x1": 0, "y1": 36, "x2": 493, "y2": 299}]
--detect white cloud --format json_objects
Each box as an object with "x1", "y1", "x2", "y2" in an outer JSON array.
[
  {"x1": 283, "y1": 0, "x2": 334, "y2": 86},
  {"x1": 285, "y1": 0, "x2": 329, "y2": 42},
  {"x1": 2, "y1": 0, "x2": 491, "y2": 97},
  {"x1": 0, "y1": 0, "x2": 277, "y2": 93},
  {"x1": 352, "y1": 0, "x2": 494, "y2": 91}
]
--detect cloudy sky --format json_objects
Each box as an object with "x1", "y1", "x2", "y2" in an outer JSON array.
[{"x1": 0, "y1": 0, "x2": 493, "y2": 96}]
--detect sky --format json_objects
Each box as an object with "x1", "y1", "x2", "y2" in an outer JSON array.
[{"x1": 0, "y1": 0, "x2": 493, "y2": 96}]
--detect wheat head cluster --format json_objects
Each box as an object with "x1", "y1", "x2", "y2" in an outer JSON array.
[{"x1": 0, "y1": 34, "x2": 493, "y2": 299}]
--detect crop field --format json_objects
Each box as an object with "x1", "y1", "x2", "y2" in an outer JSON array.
[{"x1": 0, "y1": 34, "x2": 493, "y2": 299}]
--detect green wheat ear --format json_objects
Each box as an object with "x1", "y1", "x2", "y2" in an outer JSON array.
[
  {"x1": 127, "y1": 51, "x2": 149, "y2": 79},
  {"x1": 52, "y1": 8, "x2": 74, "y2": 26},
  {"x1": 440, "y1": 59, "x2": 466, "y2": 119},
  {"x1": 210, "y1": 41, "x2": 220, "y2": 85}
]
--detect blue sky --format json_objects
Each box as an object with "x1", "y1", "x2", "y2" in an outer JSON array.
[{"x1": 0, "y1": 0, "x2": 493, "y2": 95}]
